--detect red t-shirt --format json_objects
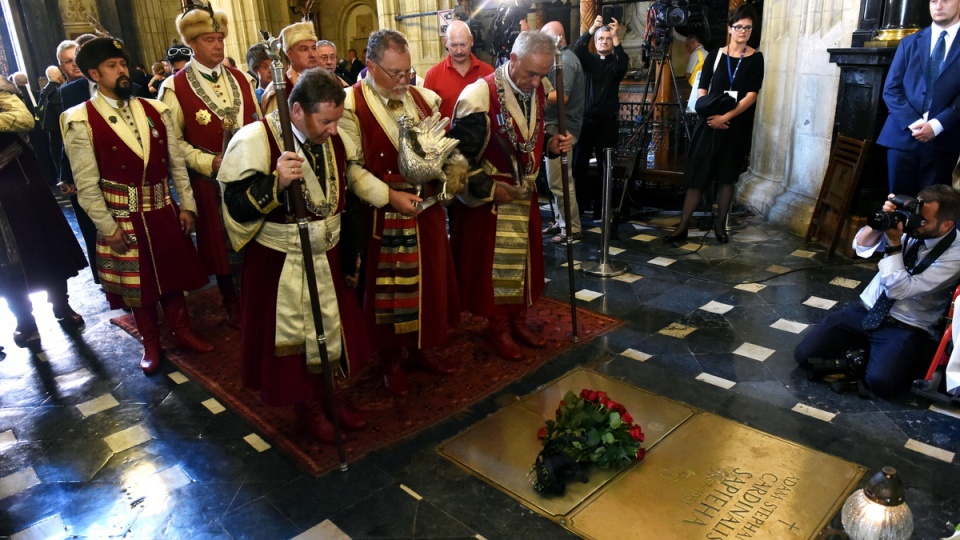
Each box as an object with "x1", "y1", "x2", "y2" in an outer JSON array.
[{"x1": 423, "y1": 53, "x2": 494, "y2": 121}]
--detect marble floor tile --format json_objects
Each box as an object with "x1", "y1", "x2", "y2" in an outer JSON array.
[
  {"x1": 0, "y1": 467, "x2": 41, "y2": 500},
  {"x1": 3, "y1": 204, "x2": 960, "y2": 540},
  {"x1": 103, "y1": 424, "x2": 152, "y2": 453}
]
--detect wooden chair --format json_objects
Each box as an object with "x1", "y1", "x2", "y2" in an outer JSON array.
[{"x1": 804, "y1": 135, "x2": 872, "y2": 257}]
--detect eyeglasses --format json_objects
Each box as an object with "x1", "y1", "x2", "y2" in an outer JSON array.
[
  {"x1": 168, "y1": 46, "x2": 193, "y2": 58},
  {"x1": 373, "y1": 60, "x2": 414, "y2": 81},
  {"x1": 731, "y1": 25, "x2": 753, "y2": 32}
]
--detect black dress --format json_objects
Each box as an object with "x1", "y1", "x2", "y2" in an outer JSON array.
[{"x1": 684, "y1": 49, "x2": 765, "y2": 189}]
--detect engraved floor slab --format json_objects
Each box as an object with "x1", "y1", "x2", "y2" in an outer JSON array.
[
  {"x1": 568, "y1": 413, "x2": 864, "y2": 540},
  {"x1": 437, "y1": 369, "x2": 695, "y2": 518}
]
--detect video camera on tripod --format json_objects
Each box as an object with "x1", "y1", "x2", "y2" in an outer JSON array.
[
  {"x1": 642, "y1": 0, "x2": 690, "y2": 61},
  {"x1": 488, "y1": 0, "x2": 531, "y2": 65},
  {"x1": 453, "y1": 1, "x2": 486, "y2": 54}
]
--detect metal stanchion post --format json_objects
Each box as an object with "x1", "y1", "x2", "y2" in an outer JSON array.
[{"x1": 581, "y1": 147, "x2": 628, "y2": 277}]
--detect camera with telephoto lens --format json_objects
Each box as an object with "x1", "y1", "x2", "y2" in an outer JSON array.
[
  {"x1": 867, "y1": 194, "x2": 925, "y2": 233},
  {"x1": 807, "y1": 348, "x2": 868, "y2": 380}
]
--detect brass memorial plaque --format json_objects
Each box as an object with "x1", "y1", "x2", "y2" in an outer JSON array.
[
  {"x1": 568, "y1": 413, "x2": 865, "y2": 540},
  {"x1": 437, "y1": 369, "x2": 696, "y2": 517}
]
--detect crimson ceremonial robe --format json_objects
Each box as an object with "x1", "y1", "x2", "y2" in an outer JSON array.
[
  {"x1": 84, "y1": 99, "x2": 207, "y2": 309},
  {"x1": 348, "y1": 82, "x2": 460, "y2": 351},
  {"x1": 449, "y1": 73, "x2": 546, "y2": 317},
  {"x1": 220, "y1": 119, "x2": 370, "y2": 407},
  {"x1": 172, "y1": 66, "x2": 258, "y2": 275}
]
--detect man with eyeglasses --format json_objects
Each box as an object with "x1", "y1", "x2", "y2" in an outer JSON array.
[
  {"x1": 159, "y1": 5, "x2": 261, "y2": 329},
  {"x1": 261, "y1": 22, "x2": 319, "y2": 115},
  {"x1": 339, "y1": 28, "x2": 461, "y2": 397},
  {"x1": 316, "y1": 40, "x2": 350, "y2": 88},
  {"x1": 877, "y1": 0, "x2": 960, "y2": 196},
  {"x1": 41, "y1": 40, "x2": 82, "y2": 182},
  {"x1": 572, "y1": 15, "x2": 628, "y2": 218},
  {"x1": 423, "y1": 20, "x2": 494, "y2": 122}
]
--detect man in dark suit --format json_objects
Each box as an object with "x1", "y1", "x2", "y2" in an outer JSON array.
[{"x1": 878, "y1": 0, "x2": 960, "y2": 196}]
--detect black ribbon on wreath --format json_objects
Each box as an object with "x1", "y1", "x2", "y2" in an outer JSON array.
[{"x1": 531, "y1": 436, "x2": 589, "y2": 495}]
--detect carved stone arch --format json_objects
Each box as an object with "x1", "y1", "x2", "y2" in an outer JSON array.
[{"x1": 337, "y1": 0, "x2": 379, "y2": 59}]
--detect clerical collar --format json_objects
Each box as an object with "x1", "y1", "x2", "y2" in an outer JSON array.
[
  {"x1": 193, "y1": 61, "x2": 221, "y2": 80},
  {"x1": 503, "y1": 62, "x2": 531, "y2": 100}
]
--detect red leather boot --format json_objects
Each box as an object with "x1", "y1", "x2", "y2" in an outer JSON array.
[
  {"x1": 381, "y1": 348, "x2": 409, "y2": 397},
  {"x1": 296, "y1": 404, "x2": 338, "y2": 444},
  {"x1": 407, "y1": 348, "x2": 456, "y2": 375},
  {"x1": 161, "y1": 293, "x2": 214, "y2": 353},
  {"x1": 332, "y1": 394, "x2": 368, "y2": 431},
  {"x1": 132, "y1": 304, "x2": 162, "y2": 374},
  {"x1": 489, "y1": 314, "x2": 522, "y2": 361},
  {"x1": 510, "y1": 309, "x2": 546, "y2": 348}
]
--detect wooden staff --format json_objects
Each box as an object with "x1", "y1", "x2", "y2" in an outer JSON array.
[
  {"x1": 263, "y1": 35, "x2": 348, "y2": 470},
  {"x1": 553, "y1": 39, "x2": 579, "y2": 342}
]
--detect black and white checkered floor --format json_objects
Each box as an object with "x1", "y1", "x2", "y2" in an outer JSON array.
[{"x1": 2, "y1": 202, "x2": 960, "y2": 539}]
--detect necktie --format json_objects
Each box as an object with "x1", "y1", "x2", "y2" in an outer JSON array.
[
  {"x1": 924, "y1": 30, "x2": 947, "y2": 112},
  {"x1": 862, "y1": 240, "x2": 923, "y2": 330},
  {"x1": 200, "y1": 70, "x2": 220, "y2": 84},
  {"x1": 304, "y1": 144, "x2": 327, "y2": 196}
]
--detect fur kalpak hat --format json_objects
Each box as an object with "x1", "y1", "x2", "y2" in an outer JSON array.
[
  {"x1": 176, "y1": 4, "x2": 229, "y2": 43},
  {"x1": 280, "y1": 22, "x2": 318, "y2": 51},
  {"x1": 76, "y1": 37, "x2": 130, "y2": 79}
]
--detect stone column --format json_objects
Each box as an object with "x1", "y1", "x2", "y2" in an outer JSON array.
[
  {"x1": 129, "y1": 0, "x2": 182, "y2": 68},
  {"x1": 580, "y1": 0, "x2": 596, "y2": 33},
  {"x1": 216, "y1": 0, "x2": 292, "y2": 71},
  {"x1": 736, "y1": 0, "x2": 862, "y2": 234}
]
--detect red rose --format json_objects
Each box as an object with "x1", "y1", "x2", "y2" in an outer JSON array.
[
  {"x1": 636, "y1": 447, "x2": 646, "y2": 460},
  {"x1": 622, "y1": 412, "x2": 634, "y2": 425},
  {"x1": 596, "y1": 391, "x2": 608, "y2": 400},
  {"x1": 614, "y1": 404, "x2": 627, "y2": 415},
  {"x1": 581, "y1": 390, "x2": 597, "y2": 402},
  {"x1": 560, "y1": 400, "x2": 567, "y2": 408},
  {"x1": 537, "y1": 426, "x2": 547, "y2": 439},
  {"x1": 601, "y1": 398, "x2": 616, "y2": 411},
  {"x1": 629, "y1": 425, "x2": 644, "y2": 441}
]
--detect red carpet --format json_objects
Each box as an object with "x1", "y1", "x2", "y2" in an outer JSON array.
[{"x1": 111, "y1": 288, "x2": 620, "y2": 476}]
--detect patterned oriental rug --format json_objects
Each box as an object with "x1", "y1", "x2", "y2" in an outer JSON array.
[{"x1": 111, "y1": 288, "x2": 621, "y2": 476}]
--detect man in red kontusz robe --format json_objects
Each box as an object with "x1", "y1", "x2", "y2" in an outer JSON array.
[
  {"x1": 340, "y1": 29, "x2": 461, "y2": 397},
  {"x1": 219, "y1": 69, "x2": 371, "y2": 443},
  {"x1": 159, "y1": 5, "x2": 261, "y2": 328},
  {"x1": 63, "y1": 37, "x2": 213, "y2": 374},
  {"x1": 448, "y1": 31, "x2": 573, "y2": 361}
]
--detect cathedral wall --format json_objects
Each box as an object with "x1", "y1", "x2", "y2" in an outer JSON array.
[{"x1": 738, "y1": 0, "x2": 861, "y2": 234}]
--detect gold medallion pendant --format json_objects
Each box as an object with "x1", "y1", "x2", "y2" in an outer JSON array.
[{"x1": 195, "y1": 109, "x2": 211, "y2": 126}]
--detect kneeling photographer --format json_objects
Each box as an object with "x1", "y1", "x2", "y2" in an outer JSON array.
[{"x1": 795, "y1": 185, "x2": 960, "y2": 398}]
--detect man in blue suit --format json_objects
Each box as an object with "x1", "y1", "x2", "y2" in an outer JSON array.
[{"x1": 878, "y1": 0, "x2": 960, "y2": 196}]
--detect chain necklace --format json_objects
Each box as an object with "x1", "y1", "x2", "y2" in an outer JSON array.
[
  {"x1": 298, "y1": 140, "x2": 339, "y2": 219},
  {"x1": 267, "y1": 113, "x2": 339, "y2": 223},
  {"x1": 185, "y1": 63, "x2": 241, "y2": 131},
  {"x1": 493, "y1": 65, "x2": 539, "y2": 175}
]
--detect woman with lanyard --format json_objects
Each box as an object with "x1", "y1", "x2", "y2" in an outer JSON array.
[{"x1": 665, "y1": 4, "x2": 764, "y2": 244}]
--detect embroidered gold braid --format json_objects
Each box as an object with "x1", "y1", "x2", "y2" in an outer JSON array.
[{"x1": 492, "y1": 199, "x2": 531, "y2": 304}]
